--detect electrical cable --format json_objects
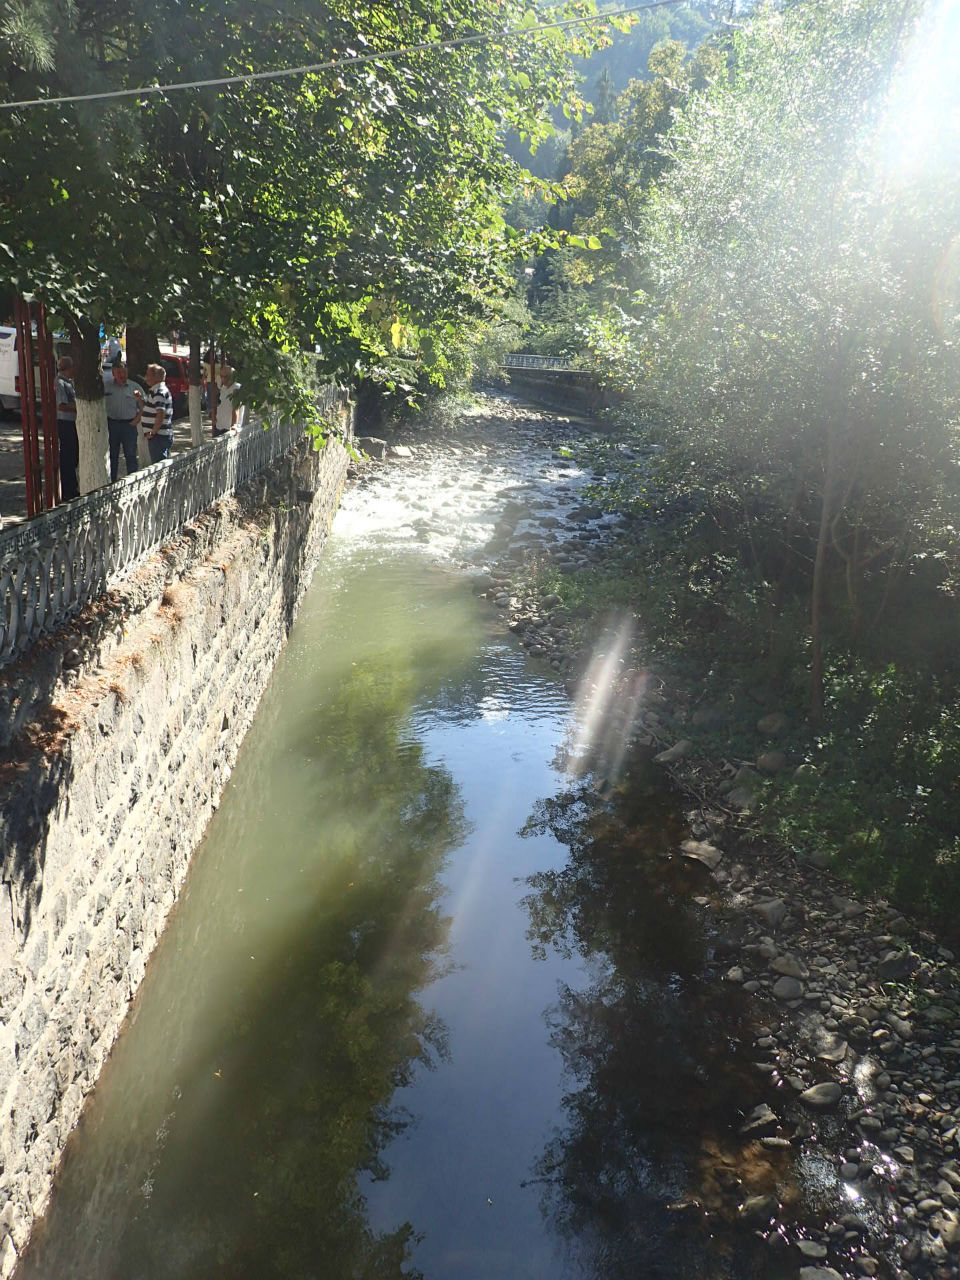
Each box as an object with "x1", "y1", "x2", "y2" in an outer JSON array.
[{"x1": 0, "y1": 0, "x2": 688, "y2": 112}]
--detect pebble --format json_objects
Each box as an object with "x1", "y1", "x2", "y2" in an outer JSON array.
[
  {"x1": 740, "y1": 1193, "x2": 779, "y2": 1224},
  {"x1": 680, "y1": 839, "x2": 723, "y2": 870},
  {"x1": 771, "y1": 953, "x2": 808, "y2": 979}
]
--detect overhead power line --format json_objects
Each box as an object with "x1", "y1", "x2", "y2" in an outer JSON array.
[{"x1": 0, "y1": 0, "x2": 687, "y2": 112}]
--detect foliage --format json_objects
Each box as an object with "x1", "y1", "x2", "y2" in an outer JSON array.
[
  {"x1": 0, "y1": 0, "x2": 590, "y2": 420},
  {"x1": 529, "y1": 421, "x2": 960, "y2": 930},
  {"x1": 593, "y1": 0, "x2": 960, "y2": 716},
  {"x1": 505, "y1": 3, "x2": 715, "y2": 180},
  {"x1": 521, "y1": 31, "x2": 726, "y2": 357},
  {"x1": 0, "y1": 0, "x2": 59, "y2": 69},
  {"x1": 762, "y1": 660, "x2": 960, "y2": 934}
]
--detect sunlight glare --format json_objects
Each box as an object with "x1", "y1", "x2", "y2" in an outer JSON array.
[
  {"x1": 878, "y1": 0, "x2": 960, "y2": 179},
  {"x1": 568, "y1": 618, "x2": 645, "y2": 781}
]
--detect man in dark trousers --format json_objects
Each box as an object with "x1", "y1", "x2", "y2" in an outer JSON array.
[
  {"x1": 103, "y1": 360, "x2": 142, "y2": 480},
  {"x1": 55, "y1": 355, "x2": 80, "y2": 499},
  {"x1": 142, "y1": 363, "x2": 175, "y2": 462}
]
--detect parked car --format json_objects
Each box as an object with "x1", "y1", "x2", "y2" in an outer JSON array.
[{"x1": 159, "y1": 354, "x2": 189, "y2": 417}]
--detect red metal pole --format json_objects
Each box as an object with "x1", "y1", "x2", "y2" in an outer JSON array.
[
  {"x1": 209, "y1": 336, "x2": 218, "y2": 433},
  {"x1": 14, "y1": 296, "x2": 43, "y2": 517},
  {"x1": 37, "y1": 302, "x2": 60, "y2": 508}
]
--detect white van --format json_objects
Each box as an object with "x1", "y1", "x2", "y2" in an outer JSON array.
[
  {"x1": 0, "y1": 328, "x2": 17, "y2": 413},
  {"x1": 0, "y1": 327, "x2": 71, "y2": 414}
]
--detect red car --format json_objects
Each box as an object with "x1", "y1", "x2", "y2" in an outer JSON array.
[{"x1": 159, "y1": 354, "x2": 189, "y2": 417}]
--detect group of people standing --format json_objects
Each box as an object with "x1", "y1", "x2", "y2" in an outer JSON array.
[{"x1": 52, "y1": 353, "x2": 241, "y2": 501}]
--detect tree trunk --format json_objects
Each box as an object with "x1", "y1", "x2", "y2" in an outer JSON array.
[
  {"x1": 136, "y1": 420, "x2": 152, "y2": 470},
  {"x1": 846, "y1": 523, "x2": 863, "y2": 642},
  {"x1": 68, "y1": 316, "x2": 109, "y2": 492},
  {"x1": 810, "y1": 431, "x2": 838, "y2": 726},
  {"x1": 125, "y1": 326, "x2": 162, "y2": 380},
  {"x1": 188, "y1": 334, "x2": 203, "y2": 446}
]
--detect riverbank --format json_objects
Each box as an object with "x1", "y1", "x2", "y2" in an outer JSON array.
[{"x1": 364, "y1": 391, "x2": 960, "y2": 1280}]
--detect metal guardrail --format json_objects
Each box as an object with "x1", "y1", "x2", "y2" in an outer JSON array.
[
  {"x1": 0, "y1": 385, "x2": 345, "y2": 665},
  {"x1": 501, "y1": 353, "x2": 573, "y2": 371}
]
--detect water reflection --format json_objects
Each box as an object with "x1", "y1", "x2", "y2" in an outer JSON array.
[
  {"x1": 523, "y1": 754, "x2": 794, "y2": 1280},
  {"x1": 20, "y1": 562, "x2": 473, "y2": 1280},
  {"x1": 18, "y1": 427, "x2": 806, "y2": 1280}
]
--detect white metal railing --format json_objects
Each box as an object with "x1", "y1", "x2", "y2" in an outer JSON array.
[
  {"x1": 0, "y1": 385, "x2": 345, "y2": 665},
  {"x1": 501, "y1": 353, "x2": 573, "y2": 371}
]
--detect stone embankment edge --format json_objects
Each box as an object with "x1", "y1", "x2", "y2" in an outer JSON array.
[{"x1": 0, "y1": 411, "x2": 352, "y2": 1276}]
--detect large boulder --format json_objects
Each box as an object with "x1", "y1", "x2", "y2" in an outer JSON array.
[
  {"x1": 752, "y1": 898, "x2": 787, "y2": 930},
  {"x1": 799, "y1": 1081, "x2": 842, "y2": 1110},
  {"x1": 680, "y1": 839, "x2": 723, "y2": 870},
  {"x1": 654, "y1": 739, "x2": 692, "y2": 765}
]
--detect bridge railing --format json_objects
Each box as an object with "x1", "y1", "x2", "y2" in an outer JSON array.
[
  {"x1": 0, "y1": 385, "x2": 345, "y2": 666},
  {"x1": 501, "y1": 353, "x2": 574, "y2": 371}
]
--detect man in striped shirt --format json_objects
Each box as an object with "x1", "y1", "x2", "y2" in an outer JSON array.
[{"x1": 142, "y1": 363, "x2": 175, "y2": 462}]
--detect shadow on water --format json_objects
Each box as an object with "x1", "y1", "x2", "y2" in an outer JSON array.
[
  {"x1": 20, "y1": 586, "x2": 474, "y2": 1280},
  {"x1": 521, "y1": 752, "x2": 799, "y2": 1280}
]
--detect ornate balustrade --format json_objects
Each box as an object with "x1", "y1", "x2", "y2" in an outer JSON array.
[{"x1": 0, "y1": 387, "x2": 344, "y2": 665}]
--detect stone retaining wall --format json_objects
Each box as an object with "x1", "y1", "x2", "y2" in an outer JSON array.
[{"x1": 0, "y1": 412, "x2": 352, "y2": 1275}]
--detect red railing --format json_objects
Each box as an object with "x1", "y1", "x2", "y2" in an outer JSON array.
[{"x1": 13, "y1": 296, "x2": 60, "y2": 516}]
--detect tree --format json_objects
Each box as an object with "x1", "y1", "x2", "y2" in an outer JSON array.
[
  {"x1": 588, "y1": 0, "x2": 960, "y2": 719},
  {"x1": 1, "y1": 0, "x2": 587, "y2": 486},
  {"x1": 521, "y1": 35, "x2": 726, "y2": 355}
]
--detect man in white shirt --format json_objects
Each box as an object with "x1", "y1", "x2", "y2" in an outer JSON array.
[{"x1": 213, "y1": 365, "x2": 244, "y2": 436}]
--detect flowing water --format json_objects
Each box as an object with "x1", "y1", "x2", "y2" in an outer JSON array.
[{"x1": 20, "y1": 401, "x2": 800, "y2": 1280}]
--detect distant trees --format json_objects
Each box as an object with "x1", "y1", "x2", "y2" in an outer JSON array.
[{"x1": 520, "y1": 34, "x2": 723, "y2": 355}]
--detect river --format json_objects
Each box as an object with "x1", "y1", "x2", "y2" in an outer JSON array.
[{"x1": 19, "y1": 397, "x2": 797, "y2": 1280}]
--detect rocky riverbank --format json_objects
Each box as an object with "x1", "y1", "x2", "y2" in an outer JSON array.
[{"x1": 353, "y1": 392, "x2": 960, "y2": 1280}]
